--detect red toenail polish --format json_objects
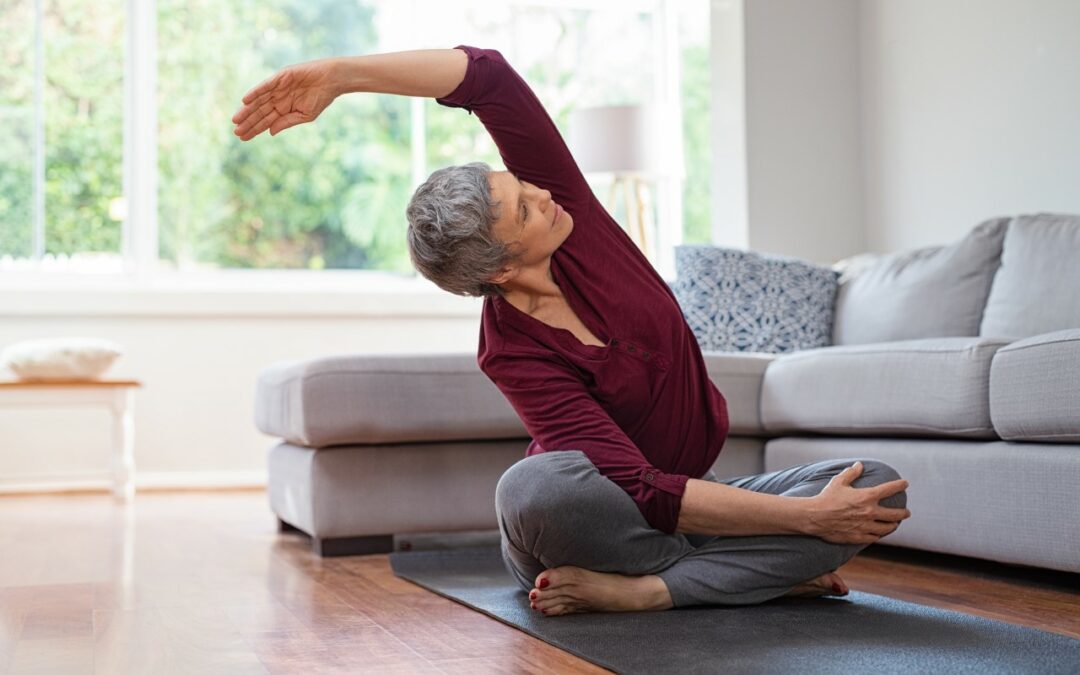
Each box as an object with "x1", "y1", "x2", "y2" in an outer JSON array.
[
  {"x1": 539, "y1": 578, "x2": 550, "y2": 589},
  {"x1": 541, "y1": 609, "x2": 547, "y2": 615},
  {"x1": 833, "y1": 583, "x2": 843, "y2": 594}
]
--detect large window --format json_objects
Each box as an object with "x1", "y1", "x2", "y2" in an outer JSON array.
[
  {"x1": 1, "y1": 0, "x2": 709, "y2": 281},
  {"x1": 0, "y1": 0, "x2": 125, "y2": 268}
]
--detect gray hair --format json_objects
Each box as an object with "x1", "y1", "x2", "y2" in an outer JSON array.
[{"x1": 406, "y1": 162, "x2": 519, "y2": 298}]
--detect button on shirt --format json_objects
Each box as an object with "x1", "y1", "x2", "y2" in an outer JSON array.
[{"x1": 436, "y1": 45, "x2": 730, "y2": 534}]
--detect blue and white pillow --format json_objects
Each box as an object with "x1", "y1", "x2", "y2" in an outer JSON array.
[{"x1": 671, "y1": 245, "x2": 840, "y2": 353}]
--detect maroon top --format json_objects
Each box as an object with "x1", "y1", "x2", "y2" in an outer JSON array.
[{"x1": 436, "y1": 45, "x2": 729, "y2": 534}]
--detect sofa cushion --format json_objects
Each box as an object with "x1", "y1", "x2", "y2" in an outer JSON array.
[
  {"x1": 832, "y1": 217, "x2": 1009, "y2": 345},
  {"x1": 761, "y1": 337, "x2": 1011, "y2": 438},
  {"x1": 701, "y1": 351, "x2": 778, "y2": 435},
  {"x1": 980, "y1": 213, "x2": 1080, "y2": 339},
  {"x1": 672, "y1": 245, "x2": 839, "y2": 353},
  {"x1": 764, "y1": 437, "x2": 1080, "y2": 574},
  {"x1": 989, "y1": 329, "x2": 1080, "y2": 442},
  {"x1": 255, "y1": 353, "x2": 526, "y2": 447}
]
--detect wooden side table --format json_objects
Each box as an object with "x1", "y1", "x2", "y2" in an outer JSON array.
[{"x1": 0, "y1": 379, "x2": 143, "y2": 501}]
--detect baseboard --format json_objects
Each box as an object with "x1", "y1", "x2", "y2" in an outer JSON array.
[{"x1": 0, "y1": 469, "x2": 268, "y2": 495}]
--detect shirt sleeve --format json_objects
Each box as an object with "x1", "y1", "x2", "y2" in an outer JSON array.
[
  {"x1": 435, "y1": 45, "x2": 593, "y2": 219},
  {"x1": 484, "y1": 353, "x2": 689, "y2": 534}
]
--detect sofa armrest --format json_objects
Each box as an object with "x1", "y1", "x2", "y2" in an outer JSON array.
[
  {"x1": 254, "y1": 352, "x2": 527, "y2": 448},
  {"x1": 701, "y1": 351, "x2": 778, "y2": 435}
]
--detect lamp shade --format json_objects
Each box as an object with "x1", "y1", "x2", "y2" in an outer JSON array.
[{"x1": 567, "y1": 105, "x2": 660, "y2": 175}]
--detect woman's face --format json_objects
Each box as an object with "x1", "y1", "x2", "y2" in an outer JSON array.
[{"x1": 487, "y1": 171, "x2": 573, "y2": 273}]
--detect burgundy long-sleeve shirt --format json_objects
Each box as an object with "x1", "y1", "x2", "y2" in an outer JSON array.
[{"x1": 436, "y1": 45, "x2": 730, "y2": 534}]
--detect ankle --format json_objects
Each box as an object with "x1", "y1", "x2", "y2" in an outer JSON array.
[{"x1": 636, "y1": 575, "x2": 675, "y2": 611}]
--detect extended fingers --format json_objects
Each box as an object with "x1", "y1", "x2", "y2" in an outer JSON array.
[
  {"x1": 241, "y1": 71, "x2": 283, "y2": 105},
  {"x1": 236, "y1": 110, "x2": 281, "y2": 141},
  {"x1": 235, "y1": 96, "x2": 284, "y2": 137},
  {"x1": 233, "y1": 69, "x2": 297, "y2": 137},
  {"x1": 268, "y1": 111, "x2": 307, "y2": 136},
  {"x1": 232, "y1": 91, "x2": 271, "y2": 127}
]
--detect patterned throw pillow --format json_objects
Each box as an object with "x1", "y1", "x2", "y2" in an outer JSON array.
[{"x1": 671, "y1": 245, "x2": 840, "y2": 353}]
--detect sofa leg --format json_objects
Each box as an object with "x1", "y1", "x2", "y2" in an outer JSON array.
[
  {"x1": 277, "y1": 518, "x2": 305, "y2": 534},
  {"x1": 313, "y1": 534, "x2": 395, "y2": 557}
]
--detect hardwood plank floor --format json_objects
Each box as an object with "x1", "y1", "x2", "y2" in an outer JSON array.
[{"x1": 0, "y1": 490, "x2": 1076, "y2": 674}]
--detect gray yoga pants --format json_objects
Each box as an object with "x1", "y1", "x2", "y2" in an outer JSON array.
[{"x1": 494, "y1": 450, "x2": 908, "y2": 607}]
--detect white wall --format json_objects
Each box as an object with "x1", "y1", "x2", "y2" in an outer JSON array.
[
  {"x1": 709, "y1": 0, "x2": 749, "y2": 251},
  {"x1": 860, "y1": 0, "x2": 1080, "y2": 252},
  {"x1": 742, "y1": 0, "x2": 864, "y2": 264},
  {"x1": 715, "y1": 0, "x2": 1080, "y2": 257}
]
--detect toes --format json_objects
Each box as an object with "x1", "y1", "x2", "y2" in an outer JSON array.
[
  {"x1": 543, "y1": 602, "x2": 571, "y2": 616},
  {"x1": 528, "y1": 587, "x2": 559, "y2": 604},
  {"x1": 534, "y1": 568, "x2": 557, "y2": 590},
  {"x1": 534, "y1": 594, "x2": 573, "y2": 612},
  {"x1": 828, "y1": 572, "x2": 849, "y2": 595}
]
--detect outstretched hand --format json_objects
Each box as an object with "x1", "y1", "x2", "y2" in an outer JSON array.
[
  {"x1": 232, "y1": 58, "x2": 341, "y2": 141},
  {"x1": 805, "y1": 461, "x2": 911, "y2": 545}
]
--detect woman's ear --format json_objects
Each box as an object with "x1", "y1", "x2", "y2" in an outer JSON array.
[{"x1": 488, "y1": 264, "x2": 517, "y2": 286}]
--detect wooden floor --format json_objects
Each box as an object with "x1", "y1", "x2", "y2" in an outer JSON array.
[{"x1": 0, "y1": 491, "x2": 1077, "y2": 674}]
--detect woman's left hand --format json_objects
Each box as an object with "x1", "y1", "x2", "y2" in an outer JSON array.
[{"x1": 804, "y1": 462, "x2": 911, "y2": 544}]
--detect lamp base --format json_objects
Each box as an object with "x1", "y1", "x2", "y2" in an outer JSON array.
[{"x1": 605, "y1": 174, "x2": 655, "y2": 261}]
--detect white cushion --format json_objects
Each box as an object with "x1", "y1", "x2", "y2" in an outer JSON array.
[{"x1": 0, "y1": 337, "x2": 124, "y2": 381}]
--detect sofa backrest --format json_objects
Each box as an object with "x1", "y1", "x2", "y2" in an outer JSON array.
[
  {"x1": 832, "y1": 217, "x2": 1009, "y2": 345},
  {"x1": 980, "y1": 213, "x2": 1080, "y2": 339}
]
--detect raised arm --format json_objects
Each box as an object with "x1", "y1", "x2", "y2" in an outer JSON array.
[
  {"x1": 433, "y1": 46, "x2": 593, "y2": 213},
  {"x1": 232, "y1": 46, "x2": 592, "y2": 216},
  {"x1": 231, "y1": 49, "x2": 468, "y2": 140}
]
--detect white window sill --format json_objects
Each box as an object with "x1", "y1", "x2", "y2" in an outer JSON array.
[{"x1": 0, "y1": 270, "x2": 485, "y2": 318}]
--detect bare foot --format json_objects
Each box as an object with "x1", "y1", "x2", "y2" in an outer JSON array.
[
  {"x1": 528, "y1": 566, "x2": 674, "y2": 617},
  {"x1": 783, "y1": 571, "x2": 850, "y2": 598}
]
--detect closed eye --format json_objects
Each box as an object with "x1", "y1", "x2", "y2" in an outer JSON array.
[{"x1": 517, "y1": 175, "x2": 527, "y2": 228}]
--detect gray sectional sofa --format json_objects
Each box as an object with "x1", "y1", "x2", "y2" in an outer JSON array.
[{"x1": 255, "y1": 213, "x2": 1080, "y2": 572}]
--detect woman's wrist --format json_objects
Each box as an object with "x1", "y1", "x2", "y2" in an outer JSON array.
[
  {"x1": 326, "y1": 56, "x2": 359, "y2": 98},
  {"x1": 790, "y1": 495, "x2": 819, "y2": 537}
]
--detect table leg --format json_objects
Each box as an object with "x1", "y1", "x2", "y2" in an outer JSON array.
[{"x1": 111, "y1": 387, "x2": 136, "y2": 502}]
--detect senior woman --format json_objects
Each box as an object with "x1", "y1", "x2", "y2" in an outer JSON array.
[{"x1": 232, "y1": 46, "x2": 911, "y2": 617}]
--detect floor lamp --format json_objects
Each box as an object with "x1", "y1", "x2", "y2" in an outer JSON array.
[{"x1": 567, "y1": 105, "x2": 659, "y2": 261}]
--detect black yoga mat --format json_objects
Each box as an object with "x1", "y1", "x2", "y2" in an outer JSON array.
[{"x1": 390, "y1": 546, "x2": 1079, "y2": 675}]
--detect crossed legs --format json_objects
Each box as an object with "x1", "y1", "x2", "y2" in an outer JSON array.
[{"x1": 495, "y1": 450, "x2": 907, "y2": 612}]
